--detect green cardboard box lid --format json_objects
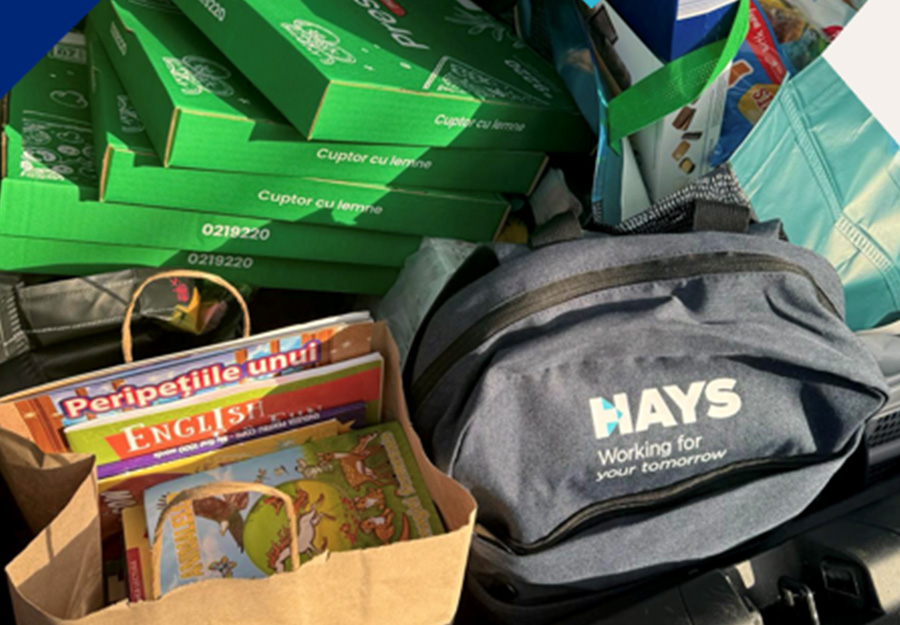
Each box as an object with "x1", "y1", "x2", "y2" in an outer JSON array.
[
  {"x1": 2, "y1": 35, "x2": 422, "y2": 271},
  {"x1": 3, "y1": 32, "x2": 96, "y2": 188},
  {"x1": 89, "y1": 34, "x2": 511, "y2": 242},
  {"x1": 170, "y1": 0, "x2": 593, "y2": 150},
  {"x1": 0, "y1": 174, "x2": 422, "y2": 267},
  {"x1": 89, "y1": 0, "x2": 550, "y2": 190}
]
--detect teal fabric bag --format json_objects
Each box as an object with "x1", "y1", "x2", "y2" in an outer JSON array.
[
  {"x1": 620, "y1": 0, "x2": 898, "y2": 330},
  {"x1": 730, "y1": 45, "x2": 900, "y2": 330}
]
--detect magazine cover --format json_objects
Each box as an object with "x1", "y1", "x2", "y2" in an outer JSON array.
[
  {"x1": 143, "y1": 422, "x2": 444, "y2": 597},
  {"x1": 66, "y1": 352, "x2": 384, "y2": 468},
  {"x1": 3, "y1": 312, "x2": 372, "y2": 452}
]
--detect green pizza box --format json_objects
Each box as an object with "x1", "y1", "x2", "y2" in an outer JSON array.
[
  {"x1": 89, "y1": 35, "x2": 510, "y2": 242},
  {"x1": 0, "y1": 176, "x2": 422, "y2": 268},
  {"x1": 88, "y1": 0, "x2": 550, "y2": 191},
  {"x1": 169, "y1": 0, "x2": 592, "y2": 151},
  {"x1": 1, "y1": 36, "x2": 422, "y2": 269},
  {"x1": 3, "y1": 33, "x2": 97, "y2": 188},
  {"x1": 0, "y1": 234, "x2": 400, "y2": 295}
]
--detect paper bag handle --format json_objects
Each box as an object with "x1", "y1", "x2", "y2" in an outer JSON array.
[
  {"x1": 121, "y1": 269, "x2": 252, "y2": 363},
  {"x1": 151, "y1": 480, "x2": 300, "y2": 600}
]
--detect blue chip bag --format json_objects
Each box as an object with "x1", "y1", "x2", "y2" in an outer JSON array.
[
  {"x1": 712, "y1": 0, "x2": 791, "y2": 166},
  {"x1": 759, "y1": 0, "x2": 829, "y2": 71}
]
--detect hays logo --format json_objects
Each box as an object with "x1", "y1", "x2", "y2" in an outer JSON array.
[{"x1": 589, "y1": 379, "x2": 741, "y2": 440}]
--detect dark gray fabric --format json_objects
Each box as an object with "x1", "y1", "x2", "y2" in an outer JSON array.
[
  {"x1": 606, "y1": 166, "x2": 753, "y2": 235},
  {"x1": 531, "y1": 211, "x2": 584, "y2": 249},
  {"x1": 0, "y1": 275, "x2": 29, "y2": 366},
  {"x1": 409, "y1": 223, "x2": 888, "y2": 605},
  {"x1": 0, "y1": 269, "x2": 238, "y2": 367}
]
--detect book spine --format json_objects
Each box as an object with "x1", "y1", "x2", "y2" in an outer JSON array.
[
  {"x1": 15, "y1": 397, "x2": 68, "y2": 453},
  {"x1": 125, "y1": 544, "x2": 147, "y2": 602},
  {"x1": 122, "y1": 505, "x2": 150, "y2": 602}
]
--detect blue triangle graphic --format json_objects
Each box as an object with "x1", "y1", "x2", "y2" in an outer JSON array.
[{"x1": 601, "y1": 398, "x2": 622, "y2": 435}]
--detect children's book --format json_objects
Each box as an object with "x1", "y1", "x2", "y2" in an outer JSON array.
[
  {"x1": 143, "y1": 422, "x2": 444, "y2": 597},
  {"x1": 123, "y1": 504, "x2": 152, "y2": 602},
  {"x1": 3, "y1": 312, "x2": 373, "y2": 452},
  {"x1": 97, "y1": 402, "x2": 367, "y2": 480},
  {"x1": 98, "y1": 418, "x2": 343, "y2": 540},
  {"x1": 66, "y1": 352, "x2": 383, "y2": 469}
]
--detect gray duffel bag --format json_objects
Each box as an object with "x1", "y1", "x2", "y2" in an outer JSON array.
[{"x1": 405, "y1": 206, "x2": 888, "y2": 614}]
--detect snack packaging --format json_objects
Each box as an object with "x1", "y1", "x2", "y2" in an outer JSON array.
[
  {"x1": 712, "y1": 0, "x2": 790, "y2": 165},
  {"x1": 585, "y1": 1, "x2": 730, "y2": 202},
  {"x1": 757, "y1": 0, "x2": 827, "y2": 71},
  {"x1": 606, "y1": 0, "x2": 740, "y2": 61}
]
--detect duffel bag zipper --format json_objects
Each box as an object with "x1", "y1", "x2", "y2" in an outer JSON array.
[
  {"x1": 485, "y1": 447, "x2": 850, "y2": 556},
  {"x1": 410, "y1": 252, "x2": 838, "y2": 410}
]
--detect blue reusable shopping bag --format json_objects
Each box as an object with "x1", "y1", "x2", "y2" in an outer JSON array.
[{"x1": 728, "y1": 0, "x2": 900, "y2": 331}]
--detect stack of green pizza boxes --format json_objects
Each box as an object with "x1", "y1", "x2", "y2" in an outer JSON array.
[
  {"x1": 0, "y1": 33, "x2": 403, "y2": 292},
  {"x1": 2, "y1": 0, "x2": 592, "y2": 292}
]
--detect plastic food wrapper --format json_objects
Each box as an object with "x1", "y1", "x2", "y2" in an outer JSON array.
[
  {"x1": 757, "y1": 0, "x2": 864, "y2": 72},
  {"x1": 712, "y1": 0, "x2": 790, "y2": 165},
  {"x1": 757, "y1": 0, "x2": 826, "y2": 71},
  {"x1": 714, "y1": 0, "x2": 866, "y2": 165},
  {"x1": 376, "y1": 239, "x2": 477, "y2": 366}
]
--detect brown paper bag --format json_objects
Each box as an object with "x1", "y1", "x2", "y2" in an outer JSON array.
[{"x1": 3, "y1": 322, "x2": 476, "y2": 625}]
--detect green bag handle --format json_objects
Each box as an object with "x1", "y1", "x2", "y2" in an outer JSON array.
[{"x1": 605, "y1": 0, "x2": 750, "y2": 151}]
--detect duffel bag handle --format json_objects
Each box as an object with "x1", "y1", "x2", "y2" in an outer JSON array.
[
  {"x1": 536, "y1": 200, "x2": 753, "y2": 245},
  {"x1": 121, "y1": 269, "x2": 252, "y2": 364},
  {"x1": 603, "y1": 0, "x2": 750, "y2": 150},
  {"x1": 151, "y1": 480, "x2": 300, "y2": 599}
]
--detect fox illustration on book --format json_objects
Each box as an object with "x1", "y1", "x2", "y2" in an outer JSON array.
[
  {"x1": 353, "y1": 487, "x2": 387, "y2": 512},
  {"x1": 359, "y1": 508, "x2": 411, "y2": 545},
  {"x1": 317, "y1": 432, "x2": 397, "y2": 490}
]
